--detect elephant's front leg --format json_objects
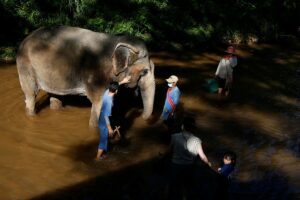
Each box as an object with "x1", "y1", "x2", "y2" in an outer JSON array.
[
  {"x1": 89, "y1": 100, "x2": 102, "y2": 128},
  {"x1": 87, "y1": 88, "x2": 104, "y2": 128}
]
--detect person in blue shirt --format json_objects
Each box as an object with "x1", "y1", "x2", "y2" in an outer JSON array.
[
  {"x1": 95, "y1": 76, "x2": 131, "y2": 161},
  {"x1": 217, "y1": 151, "x2": 237, "y2": 199},
  {"x1": 161, "y1": 75, "x2": 181, "y2": 134},
  {"x1": 218, "y1": 151, "x2": 236, "y2": 179}
]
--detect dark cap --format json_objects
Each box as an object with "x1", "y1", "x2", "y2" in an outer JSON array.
[{"x1": 108, "y1": 81, "x2": 119, "y2": 93}]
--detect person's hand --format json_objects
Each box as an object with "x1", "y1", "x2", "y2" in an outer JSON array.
[
  {"x1": 207, "y1": 162, "x2": 212, "y2": 167},
  {"x1": 108, "y1": 126, "x2": 114, "y2": 137},
  {"x1": 119, "y1": 76, "x2": 131, "y2": 85}
]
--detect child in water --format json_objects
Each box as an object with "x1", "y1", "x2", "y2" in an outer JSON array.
[
  {"x1": 217, "y1": 151, "x2": 237, "y2": 199},
  {"x1": 218, "y1": 151, "x2": 237, "y2": 179}
]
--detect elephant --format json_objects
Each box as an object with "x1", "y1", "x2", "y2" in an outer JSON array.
[{"x1": 16, "y1": 26, "x2": 155, "y2": 127}]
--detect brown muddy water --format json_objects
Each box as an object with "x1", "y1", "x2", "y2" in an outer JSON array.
[{"x1": 0, "y1": 44, "x2": 300, "y2": 200}]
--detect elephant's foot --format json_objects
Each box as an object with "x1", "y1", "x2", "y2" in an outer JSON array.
[
  {"x1": 50, "y1": 97, "x2": 63, "y2": 110},
  {"x1": 142, "y1": 112, "x2": 151, "y2": 120},
  {"x1": 25, "y1": 97, "x2": 36, "y2": 116},
  {"x1": 25, "y1": 108, "x2": 36, "y2": 116}
]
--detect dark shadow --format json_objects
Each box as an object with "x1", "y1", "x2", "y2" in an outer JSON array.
[
  {"x1": 0, "y1": 4, "x2": 32, "y2": 46},
  {"x1": 31, "y1": 136, "x2": 294, "y2": 200},
  {"x1": 35, "y1": 94, "x2": 92, "y2": 114}
]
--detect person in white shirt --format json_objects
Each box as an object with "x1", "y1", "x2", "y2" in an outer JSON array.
[{"x1": 215, "y1": 46, "x2": 238, "y2": 97}]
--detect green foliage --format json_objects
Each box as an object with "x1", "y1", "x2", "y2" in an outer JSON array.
[
  {"x1": 86, "y1": 18, "x2": 107, "y2": 32},
  {"x1": 186, "y1": 24, "x2": 214, "y2": 41},
  {"x1": 0, "y1": 46, "x2": 16, "y2": 61},
  {"x1": 0, "y1": 0, "x2": 299, "y2": 51},
  {"x1": 16, "y1": 2, "x2": 41, "y2": 26},
  {"x1": 111, "y1": 21, "x2": 136, "y2": 35}
]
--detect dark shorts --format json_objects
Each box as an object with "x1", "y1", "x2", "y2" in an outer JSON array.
[
  {"x1": 163, "y1": 113, "x2": 181, "y2": 134},
  {"x1": 216, "y1": 76, "x2": 231, "y2": 91}
]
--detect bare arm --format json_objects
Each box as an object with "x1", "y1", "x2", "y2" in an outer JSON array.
[
  {"x1": 198, "y1": 143, "x2": 211, "y2": 166},
  {"x1": 215, "y1": 60, "x2": 222, "y2": 76},
  {"x1": 119, "y1": 76, "x2": 131, "y2": 85},
  {"x1": 105, "y1": 116, "x2": 113, "y2": 136}
]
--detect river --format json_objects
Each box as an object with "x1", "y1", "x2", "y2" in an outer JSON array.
[{"x1": 0, "y1": 43, "x2": 299, "y2": 199}]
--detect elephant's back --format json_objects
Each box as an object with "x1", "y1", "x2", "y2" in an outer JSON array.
[
  {"x1": 20, "y1": 26, "x2": 109, "y2": 53},
  {"x1": 17, "y1": 26, "x2": 112, "y2": 70},
  {"x1": 16, "y1": 26, "x2": 109, "y2": 95}
]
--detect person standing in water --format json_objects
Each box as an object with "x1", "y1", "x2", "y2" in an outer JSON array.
[
  {"x1": 168, "y1": 116, "x2": 211, "y2": 200},
  {"x1": 215, "y1": 46, "x2": 238, "y2": 97},
  {"x1": 161, "y1": 75, "x2": 181, "y2": 134},
  {"x1": 95, "y1": 76, "x2": 131, "y2": 161}
]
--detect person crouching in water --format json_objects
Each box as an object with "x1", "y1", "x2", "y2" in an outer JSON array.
[
  {"x1": 215, "y1": 46, "x2": 238, "y2": 97},
  {"x1": 95, "y1": 77, "x2": 131, "y2": 161}
]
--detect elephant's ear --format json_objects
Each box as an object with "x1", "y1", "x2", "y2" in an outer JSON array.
[{"x1": 112, "y1": 43, "x2": 140, "y2": 76}]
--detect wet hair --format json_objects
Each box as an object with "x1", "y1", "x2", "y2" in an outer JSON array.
[
  {"x1": 182, "y1": 116, "x2": 196, "y2": 132},
  {"x1": 108, "y1": 81, "x2": 119, "y2": 93},
  {"x1": 224, "y1": 151, "x2": 237, "y2": 164}
]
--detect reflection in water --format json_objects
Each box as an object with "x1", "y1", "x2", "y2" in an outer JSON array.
[{"x1": 0, "y1": 44, "x2": 300, "y2": 199}]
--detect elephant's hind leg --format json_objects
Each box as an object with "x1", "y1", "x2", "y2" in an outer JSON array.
[
  {"x1": 17, "y1": 63, "x2": 39, "y2": 116},
  {"x1": 25, "y1": 95, "x2": 36, "y2": 116},
  {"x1": 86, "y1": 88, "x2": 104, "y2": 128}
]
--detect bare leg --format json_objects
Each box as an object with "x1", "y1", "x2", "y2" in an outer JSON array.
[
  {"x1": 95, "y1": 148, "x2": 104, "y2": 160},
  {"x1": 218, "y1": 88, "x2": 223, "y2": 97},
  {"x1": 225, "y1": 90, "x2": 230, "y2": 97},
  {"x1": 225, "y1": 85, "x2": 231, "y2": 97}
]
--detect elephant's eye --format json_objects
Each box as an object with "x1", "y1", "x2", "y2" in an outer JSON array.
[{"x1": 140, "y1": 69, "x2": 148, "y2": 76}]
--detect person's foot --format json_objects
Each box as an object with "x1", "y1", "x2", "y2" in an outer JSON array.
[
  {"x1": 96, "y1": 149, "x2": 104, "y2": 159},
  {"x1": 94, "y1": 154, "x2": 107, "y2": 162}
]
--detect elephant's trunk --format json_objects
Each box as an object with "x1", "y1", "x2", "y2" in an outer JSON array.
[
  {"x1": 139, "y1": 60, "x2": 155, "y2": 119},
  {"x1": 140, "y1": 79, "x2": 155, "y2": 119}
]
